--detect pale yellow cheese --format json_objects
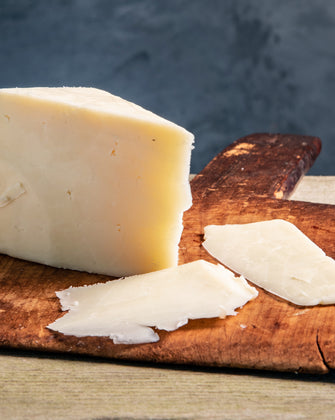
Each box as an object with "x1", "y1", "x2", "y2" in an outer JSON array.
[
  {"x1": 47, "y1": 260, "x2": 258, "y2": 344},
  {"x1": 0, "y1": 87, "x2": 194, "y2": 276},
  {"x1": 203, "y1": 219, "x2": 335, "y2": 306}
]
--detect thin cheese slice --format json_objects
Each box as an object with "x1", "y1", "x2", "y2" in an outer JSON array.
[
  {"x1": 203, "y1": 219, "x2": 335, "y2": 306},
  {"x1": 0, "y1": 87, "x2": 194, "y2": 276},
  {"x1": 47, "y1": 260, "x2": 258, "y2": 344}
]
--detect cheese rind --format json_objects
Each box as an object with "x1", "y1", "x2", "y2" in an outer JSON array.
[
  {"x1": 47, "y1": 260, "x2": 258, "y2": 344},
  {"x1": 203, "y1": 219, "x2": 335, "y2": 306},
  {"x1": 0, "y1": 87, "x2": 194, "y2": 276}
]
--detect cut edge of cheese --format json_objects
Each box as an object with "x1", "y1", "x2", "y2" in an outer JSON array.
[
  {"x1": 47, "y1": 259, "x2": 258, "y2": 345},
  {"x1": 203, "y1": 219, "x2": 335, "y2": 306},
  {"x1": 0, "y1": 87, "x2": 190, "y2": 130}
]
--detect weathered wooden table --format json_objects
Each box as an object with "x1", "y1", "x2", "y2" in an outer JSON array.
[{"x1": 1, "y1": 176, "x2": 335, "y2": 420}]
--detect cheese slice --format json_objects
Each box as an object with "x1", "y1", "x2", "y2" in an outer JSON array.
[
  {"x1": 0, "y1": 87, "x2": 194, "y2": 276},
  {"x1": 47, "y1": 260, "x2": 258, "y2": 344},
  {"x1": 203, "y1": 219, "x2": 335, "y2": 306}
]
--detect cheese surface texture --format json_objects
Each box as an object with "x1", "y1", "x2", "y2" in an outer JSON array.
[
  {"x1": 47, "y1": 260, "x2": 258, "y2": 344},
  {"x1": 0, "y1": 87, "x2": 194, "y2": 276},
  {"x1": 203, "y1": 219, "x2": 335, "y2": 306}
]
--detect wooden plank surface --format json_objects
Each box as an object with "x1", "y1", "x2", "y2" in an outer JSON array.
[
  {"x1": 1, "y1": 348, "x2": 335, "y2": 420},
  {"x1": 290, "y1": 176, "x2": 335, "y2": 205},
  {"x1": 1, "y1": 175, "x2": 335, "y2": 420},
  {"x1": 2, "y1": 133, "x2": 335, "y2": 375}
]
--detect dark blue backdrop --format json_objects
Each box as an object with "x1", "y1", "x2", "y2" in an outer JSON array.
[{"x1": 1, "y1": 0, "x2": 334, "y2": 174}]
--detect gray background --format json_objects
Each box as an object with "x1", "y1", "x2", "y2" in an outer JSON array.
[{"x1": 0, "y1": 0, "x2": 334, "y2": 174}]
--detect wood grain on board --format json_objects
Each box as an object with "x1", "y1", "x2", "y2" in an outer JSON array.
[{"x1": 0, "y1": 132, "x2": 334, "y2": 374}]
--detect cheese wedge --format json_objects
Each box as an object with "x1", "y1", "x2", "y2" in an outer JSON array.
[
  {"x1": 203, "y1": 219, "x2": 335, "y2": 306},
  {"x1": 47, "y1": 260, "x2": 258, "y2": 344},
  {"x1": 0, "y1": 87, "x2": 194, "y2": 276}
]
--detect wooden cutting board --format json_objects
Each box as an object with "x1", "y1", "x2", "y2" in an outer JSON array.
[{"x1": 1, "y1": 133, "x2": 334, "y2": 374}]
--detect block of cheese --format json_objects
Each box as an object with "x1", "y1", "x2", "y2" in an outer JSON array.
[
  {"x1": 47, "y1": 260, "x2": 258, "y2": 344},
  {"x1": 203, "y1": 219, "x2": 335, "y2": 306},
  {"x1": 0, "y1": 87, "x2": 194, "y2": 276}
]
